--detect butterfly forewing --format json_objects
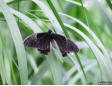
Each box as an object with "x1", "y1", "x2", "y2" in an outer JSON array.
[
  {"x1": 24, "y1": 33, "x2": 38, "y2": 47},
  {"x1": 24, "y1": 33, "x2": 47, "y2": 48},
  {"x1": 24, "y1": 32, "x2": 50, "y2": 54}
]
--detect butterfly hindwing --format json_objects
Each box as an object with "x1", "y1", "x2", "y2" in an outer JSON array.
[
  {"x1": 52, "y1": 34, "x2": 79, "y2": 56},
  {"x1": 37, "y1": 34, "x2": 50, "y2": 54},
  {"x1": 52, "y1": 33, "x2": 68, "y2": 56},
  {"x1": 66, "y1": 39, "x2": 79, "y2": 53}
]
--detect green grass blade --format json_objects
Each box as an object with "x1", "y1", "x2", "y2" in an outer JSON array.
[
  {"x1": 106, "y1": 0, "x2": 112, "y2": 10},
  {"x1": 0, "y1": 32, "x2": 18, "y2": 84},
  {"x1": 94, "y1": 0, "x2": 112, "y2": 33},
  {"x1": 31, "y1": 60, "x2": 49, "y2": 84},
  {"x1": 59, "y1": 13, "x2": 110, "y2": 60},
  {"x1": 1, "y1": 32, "x2": 18, "y2": 85},
  {"x1": 0, "y1": 32, "x2": 12, "y2": 84},
  {"x1": 63, "y1": 65, "x2": 77, "y2": 82},
  {"x1": 57, "y1": 0, "x2": 64, "y2": 12},
  {"x1": 10, "y1": 8, "x2": 42, "y2": 33},
  {"x1": 69, "y1": 62, "x2": 97, "y2": 84},
  {"x1": 46, "y1": 0, "x2": 69, "y2": 37},
  {"x1": 0, "y1": 37, "x2": 6, "y2": 85},
  {"x1": 75, "y1": 53, "x2": 88, "y2": 84},
  {"x1": 47, "y1": 47, "x2": 63, "y2": 85},
  {"x1": 65, "y1": 0, "x2": 81, "y2": 6},
  {"x1": 4, "y1": 54, "x2": 12, "y2": 84},
  {"x1": 0, "y1": 1, "x2": 28, "y2": 84},
  {"x1": 63, "y1": 0, "x2": 111, "y2": 65},
  {"x1": 64, "y1": 23, "x2": 112, "y2": 81},
  {"x1": 27, "y1": 54, "x2": 38, "y2": 74},
  {"x1": 32, "y1": 0, "x2": 63, "y2": 34},
  {"x1": 68, "y1": 54, "x2": 87, "y2": 84}
]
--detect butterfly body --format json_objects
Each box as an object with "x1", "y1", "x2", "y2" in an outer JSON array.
[{"x1": 24, "y1": 30, "x2": 79, "y2": 56}]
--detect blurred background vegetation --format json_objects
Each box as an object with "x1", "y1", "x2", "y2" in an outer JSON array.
[{"x1": 0, "y1": 0, "x2": 112, "y2": 85}]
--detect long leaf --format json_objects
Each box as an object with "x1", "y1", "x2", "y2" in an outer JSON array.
[
  {"x1": 0, "y1": 32, "x2": 17, "y2": 84},
  {"x1": 31, "y1": 60, "x2": 49, "y2": 84},
  {"x1": 32, "y1": 0, "x2": 63, "y2": 34},
  {"x1": 94, "y1": 0, "x2": 112, "y2": 33},
  {"x1": 59, "y1": 13, "x2": 110, "y2": 61},
  {"x1": 47, "y1": 47, "x2": 63, "y2": 85},
  {"x1": 0, "y1": 1, "x2": 28, "y2": 84},
  {"x1": 106, "y1": 0, "x2": 112, "y2": 10},
  {"x1": 65, "y1": 0, "x2": 81, "y2": 6},
  {"x1": 9, "y1": 8, "x2": 42, "y2": 33},
  {"x1": 69, "y1": 62, "x2": 97, "y2": 84},
  {"x1": 64, "y1": 23, "x2": 112, "y2": 81},
  {"x1": 0, "y1": 37, "x2": 6, "y2": 85},
  {"x1": 46, "y1": 0, "x2": 69, "y2": 37}
]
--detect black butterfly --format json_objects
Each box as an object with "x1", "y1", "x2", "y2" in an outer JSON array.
[{"x1": 24, "y1": 30, "x2": 79, "y2": 56}]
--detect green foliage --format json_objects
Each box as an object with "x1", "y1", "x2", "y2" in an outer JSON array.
[{"x1": 0, "y1": 0, "x2": 112, "y2": 85}]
